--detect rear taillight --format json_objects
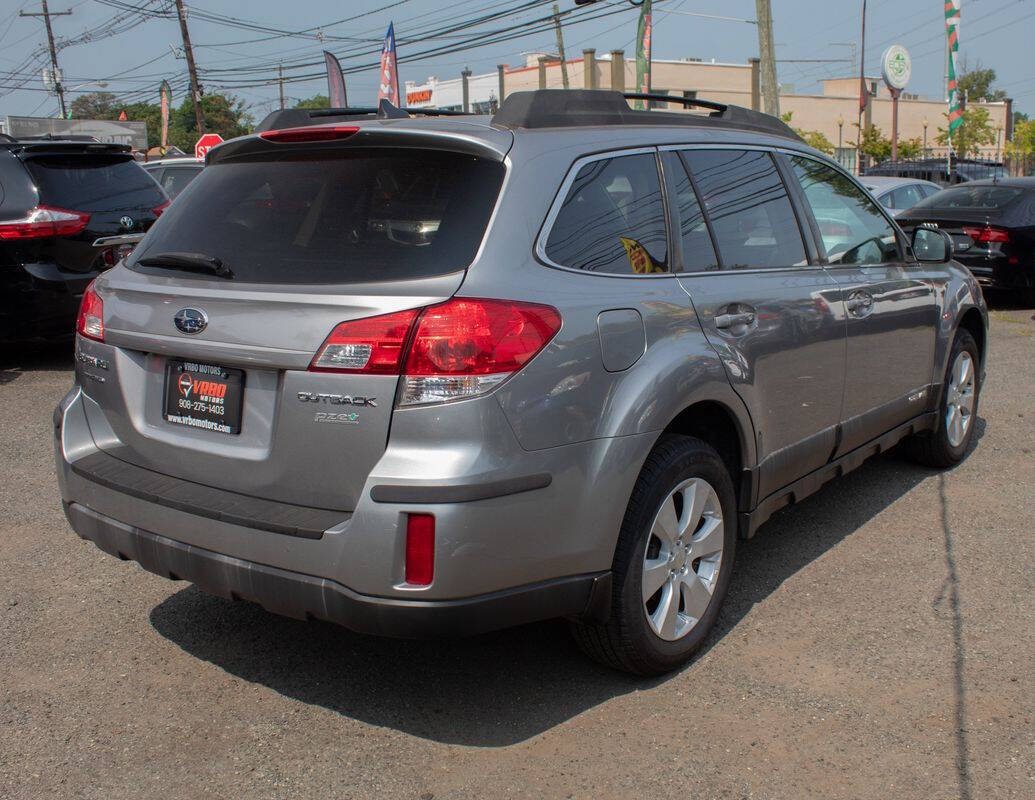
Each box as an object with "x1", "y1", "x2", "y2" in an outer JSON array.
[
  {"x1": 0, "y1": 205, "x2": 90, "y2": 240},
  {"x1": 76, "y1": 281, "x2": 104, "y2": 342},
  {"x1": 405, "y1": 513, "x2": 435, "y2": 586},
  {"x1": 259, "y1": 125, "x2": 359, "y2": 143},
  {"x1": 309, "y1": 298, "x2": 561, "y2": 406},
  {"x1": 153, "y1": 199, "x2": 171, "y2": 217},
  {"x1": 401, "y1": 298, "x2": 561, "y2": 406},
  {"x1": 963, "y1": 225, "x2": 1010, "y2": 244},
  {"x1": 310, "y1": 309, "x2": 419, "y2": 373}
]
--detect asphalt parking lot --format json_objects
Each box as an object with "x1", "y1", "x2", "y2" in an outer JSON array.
[{"x1": 1, "y1": 302, "x2": 1032, "y2": 800}]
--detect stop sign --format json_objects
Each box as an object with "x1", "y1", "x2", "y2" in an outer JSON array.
[{"x1": 194, "y1": 133, "x2": 224, "y2": 160}]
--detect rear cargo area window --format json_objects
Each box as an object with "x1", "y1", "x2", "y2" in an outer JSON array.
[
  {"x1": 129, "y1": 150, "x2": 504, "y2": 284},
  {"x1": 23, "y1": 155, "x2": 165, "y2": 212}
]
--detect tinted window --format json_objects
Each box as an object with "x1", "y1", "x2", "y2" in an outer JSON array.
[
  {"x1": 662, "y1": 152, "x2": 718, "y2": 271},
  {"x1": 130, "y1": 149, "x2": 504, "y2": 284},
  {"x1": 913, "y1": 184, "x2": 1024, "y2": 210},
  {"x1": 790, "y1": 156, "x2": 899, "y2": 265},
  {"x1": 918, "y1": 183, "x2": 941, "y2": 199},
  {"x1": 161, "y1": 167, "x2": 201, "y2": 199},
  {"x1": 545, "y1": 153, "x2": 669, "y2": 274},
  {"x1": 681, "y1": 149, "x2": 806, "y2": 269},
  {"x1": 891, "y1": 183, "x2": 924, "y2": 209},
  {"x1": 23, "y1": 155, "x2": 165, "y2": 212}
]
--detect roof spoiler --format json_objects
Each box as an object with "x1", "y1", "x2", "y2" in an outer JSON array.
[
  {"x1": 255, "y1": 100, "x2": 470, "y2": 132},
  {"x1": 490, "y1": 90, "x2": 802, "y2": 142}
]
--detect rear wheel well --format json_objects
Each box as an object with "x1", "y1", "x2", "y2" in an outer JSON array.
[
  {"x1": 958, "y1": 308, "x2": 985, "y2": 367},
  {"x1": 662, "y1": 401, "x2": 746, "y2": 509}
]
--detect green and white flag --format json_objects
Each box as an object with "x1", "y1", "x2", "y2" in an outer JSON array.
[
  {"x1": 945, "y1": 0, "x2": 962, "y2": 134},
  {"x1": 633, "y1": 0, "x2": 652, "y2": 109}
]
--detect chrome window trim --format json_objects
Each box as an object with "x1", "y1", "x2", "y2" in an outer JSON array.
[{"x1": 534, "y1": 146, "x2": 680, "y2": 280}]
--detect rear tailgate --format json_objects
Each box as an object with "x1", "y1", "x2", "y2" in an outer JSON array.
[
  {"x1": 81, "y1": 133, "x2": 507, "y2": 513},
  {"x1": 20, "y1": 152, "x2": 167, "y2": 272}
]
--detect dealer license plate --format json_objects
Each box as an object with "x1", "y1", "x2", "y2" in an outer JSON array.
[{"x1": 163, "y1": 360, "x2": 244, "y2": 435}]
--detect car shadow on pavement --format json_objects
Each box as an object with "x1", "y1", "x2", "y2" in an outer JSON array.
[{"x1": 149, "y1": 421, "x2": 985, "y2": 747}]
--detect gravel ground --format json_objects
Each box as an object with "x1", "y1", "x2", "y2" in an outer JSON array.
[{"x1": 1, "y1": 304, "x2": 1032, "y2": 800}]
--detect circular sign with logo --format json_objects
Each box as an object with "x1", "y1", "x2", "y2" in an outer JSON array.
[{"x1": 881, "y1": 45, "x2": 912, "y2": 91}]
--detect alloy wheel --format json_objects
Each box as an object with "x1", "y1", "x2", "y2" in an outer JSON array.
[{"x1": 945, "y1": 350, "x2": 976, "y2": 448}]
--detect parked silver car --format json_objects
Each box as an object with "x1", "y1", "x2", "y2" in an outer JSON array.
[
  {"x1": 863, "y1": 175, "x2": 942, "y2": 216},
  {"x1": 56, "y1": 91, "x2": 988, "y2": 675}
]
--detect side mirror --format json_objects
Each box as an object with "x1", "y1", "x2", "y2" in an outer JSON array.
[{"x1": 911, "y1": 227, "x2": 953, "y2": 263}]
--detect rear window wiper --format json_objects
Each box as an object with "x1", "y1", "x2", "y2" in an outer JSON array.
[{"x1": 136, "y1": 251, "x2": 234, "y2": 279}]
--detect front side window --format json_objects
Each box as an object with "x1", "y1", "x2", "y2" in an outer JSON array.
[
  {"x1": 544, "y1": 152, "x2": 669, "y2": 275},
  {"x1": 789, "y1": 156, "x2": 899, "y2": 265},
  {"x1": 891, "y1": 183, "x2": 924, "y2": 210},
  {"x1": 681, "y1": 149, "x2": 807, "y2": 269}
]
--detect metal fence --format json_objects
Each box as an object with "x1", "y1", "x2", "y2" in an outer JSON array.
[{"x1": 860, "y1": 153, "x2": 1034, "y2": 184}]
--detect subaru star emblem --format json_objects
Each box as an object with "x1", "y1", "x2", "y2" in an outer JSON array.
[
  {"x1": 173, "y1": 307, "x2": 208, "y2": 335},
  {"x1": 119, "y1": 215, "x2": 134, "y2": 231}
]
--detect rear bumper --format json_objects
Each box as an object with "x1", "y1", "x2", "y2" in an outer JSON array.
[
  {"x1": 956, "y1": 256, "x2": 1034, "y2": 290},
  {"x1": 64, "y1": 501, "x2": 610, "y2": 638},
  {"x1": 0, "y1": 261, "x2": 98, "y2": 341}
]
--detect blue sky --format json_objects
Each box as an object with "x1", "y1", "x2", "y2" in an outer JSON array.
[{"x1": 1, "y1": 0, "x2": 1031, "y2": 121}]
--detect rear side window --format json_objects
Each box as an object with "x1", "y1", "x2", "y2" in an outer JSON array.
[
  {"x1": 891, "y1": 183, "x2": 924, "y2": 209},
  {"x1": 544, "y1": 152, "x2": 669, "y2": 274},
  {"x1": 22, "y1": 155, "x2": 165, "y2": 212},
  {"x1": 661, "y1": 152, "x2": 718, "y2": 271},
  {"x1": 681, "y1": 149, "x2": 806, "y2": 269},
  {"x1": 789, "y1": 156, "x2": 899, "y2": 265},
  {"x1": 130, "y1": 149, "x2": 504, "y2": 284}
]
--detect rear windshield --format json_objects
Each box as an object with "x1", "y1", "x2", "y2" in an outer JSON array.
[
  {"x1": 24, "y1": 155, "x2": 165, "y2": 212},
  {"x1": 912, "y1": 184, "x2": 1024, "y2": 210},
  {"x1": 128, "y1": 149, "x2": 505, "y2": 284}
]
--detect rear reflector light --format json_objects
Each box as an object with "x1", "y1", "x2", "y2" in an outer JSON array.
[
  {"x1": 153, "y1": 199, "x2": 171, "y2": 217},
  {"x1": 259, "y1": 125, "x2": 360, "y2": 143},
  {"x1": 963, "y1": 225, "x2": 1010, "y2": 244},
  {"x1": 0, "y1": 205, "x2": 90, "y2": 240},
  {"x1": 310, "y1": 309, "x2": 418, "y2": 373},
  {"x1": 405, "y1": 514, "x2": 435, "y2": 586},
  {"x1": 310, "y1": 298, "x2": 561, "y2": 405},
  {"x1": 76, "y1": 281, "x2": 104, "y2": 342}
]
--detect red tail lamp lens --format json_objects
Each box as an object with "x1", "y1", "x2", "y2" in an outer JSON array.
[
  {"x1": 963, "y1": 226, "x2": 1010, "y2": 244},
  {"x1": 76, "y1": 281, "x2": 104, "y2": 342},
  {"x1": 405, "y1": 514, "x2": 435, "y2": 586},
  {"x1": 309, "y1": 309, "x2": 419, "y2": 373},
  {"x1": 153, "y1": 199, "x2": 171, "y2": 217}
]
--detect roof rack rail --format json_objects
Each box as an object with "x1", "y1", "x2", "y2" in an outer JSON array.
[
  {"x1": 255, "y1": 100, "x2": 471, "y2": 132},
  {"x1": 490, "y1": 89, "x2": 801, "y2": 142}
]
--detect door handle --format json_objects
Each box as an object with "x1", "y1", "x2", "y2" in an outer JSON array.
[
  {"x1": 846, "y1": 290, "x2": 874, "y2": 316},
  {"x1": 714, "y1": 312, "x2": 756, "y2": 329}
]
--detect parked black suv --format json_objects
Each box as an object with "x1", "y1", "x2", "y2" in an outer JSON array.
[{"x1": 0, "y1": 136, "x2": 169, "y2": 343}]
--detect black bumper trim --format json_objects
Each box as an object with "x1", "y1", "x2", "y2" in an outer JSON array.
[
  {"x1": 65, "y1": 502, "x2": 610, "y2": 638},
  {"x1": 70, "y1": 450, "x2": 347, "y2": 539},
  {"x1": 369, "y1": 472, "x2": 552, "y2": 504}
]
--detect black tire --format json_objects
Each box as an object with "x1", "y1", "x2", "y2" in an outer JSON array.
[
  {"x1": 571, "y1": 434, "x2": 737, "y2": 676},
  {"x1": 907, "y1": 328, "x2": 981, "y2": 468}
]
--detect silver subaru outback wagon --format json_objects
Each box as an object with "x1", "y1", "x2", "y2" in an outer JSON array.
[{"x1": 56, "y1": 91, "x2": 987, "y2": 675}]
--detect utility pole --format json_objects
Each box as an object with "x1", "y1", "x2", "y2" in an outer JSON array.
[
  {"x1": 857, "y1": 0, "x2": 867, "y2": 175},
  {"x1": 174, "y1": 0, "x2": 205, "y2": 135},
  {"x1": 552, "y1": 4, "x2": 569, "y2": 89},
  {"x1": 19, "y1": 1, "x2": 72, "y2": 119},
  {"x1": 754, "y1": 0, "x2": 779, "y2": 116},
  {"x1": 278, "y1": 64, "x2": 285, "y2": 109}
]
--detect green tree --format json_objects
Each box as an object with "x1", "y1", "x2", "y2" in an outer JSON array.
[
  {"x1": 856, "y1": 123, "x2": 892, "y2": 162},
  {"x1": 294, "y1": 94, "x2": 329, "y2": 109},
  {"x1": 779, "y1": 112, "x2": 835, "y2": 155},
  {"x1": 936, "y1": 107, "x2": 996, "y2": 159},
  {"x1": 897, "y1": 137, "x2": 924, "y2": 159},
  {"x1": 168, "y1": 94, "x2": 254, "y2": 151},
  {"x1": 956, "y1": 64, "x2": 1007, "y2": 103},
  {"x1": 69, "y1": 91, "x2": 121, "y2": 119},
  {"x1": 1006, "y1": 118, "x2": 1035, "y2": 155}
]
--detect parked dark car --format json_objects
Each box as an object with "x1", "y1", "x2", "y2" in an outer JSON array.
[
  {"x1": 897, "y1": 178, "x2": 1035, "y2": 301},
  {"x1": 141, "y1": 157, "x2": 204, "y2": 199},
  {"x1": 0, "y1": 136, "x2": 169, "y2": 343}
]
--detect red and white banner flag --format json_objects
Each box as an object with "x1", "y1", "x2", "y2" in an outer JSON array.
[{"x1": 377, "y1": 23, "x2": 400, "y2": 107}]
